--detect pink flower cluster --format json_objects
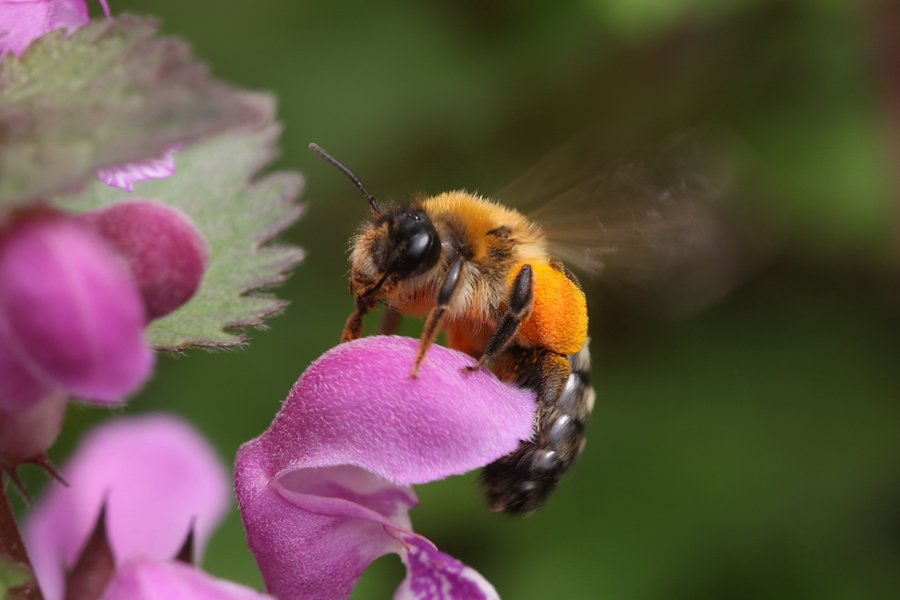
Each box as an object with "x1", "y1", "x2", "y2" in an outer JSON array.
[
  {"x1": 0, "y1": 201, "x2": 208, "y2": 469},
  {"x1": 0, "y1": 0, "x2": 205, "y2": 477},
  {"x1": 0, "y1": 0, "x2": 208, "y2": 476}
]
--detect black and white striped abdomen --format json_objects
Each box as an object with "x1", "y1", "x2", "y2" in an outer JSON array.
[{"x1": 483, "y1": 342, "x2": 594, "y2": 515}]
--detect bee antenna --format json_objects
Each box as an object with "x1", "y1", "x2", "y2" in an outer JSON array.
[{"x1": 310, "y1": 143, "x2": 381, "y2": 217}]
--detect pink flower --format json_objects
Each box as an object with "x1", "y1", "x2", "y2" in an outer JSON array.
[
  {"x1": 24, "y1": 414, "x2": 272, "y2": 600},
  {"x1": 97, "y1": 144, "x2": 183, "y2": 194},
  {"x1": 235, "y1": 336, "x2": 538, "y2": 600},
  {"x1": 0, "y1": 0, "x2": 110, "y2": 59},
  {"x1": 0, "y1": 204, "x2": 207, "y2": 472},
  {"x1": 0, "y1": 212, "x2": 153, "y2": 410}
]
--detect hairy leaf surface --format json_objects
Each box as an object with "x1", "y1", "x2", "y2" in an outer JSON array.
[
  {"x1": 0, "y1": 16, "x2": 269, "y2": 205},
  {"x1": 60, "y1": 126, "x2": 304, "y2": 350}
]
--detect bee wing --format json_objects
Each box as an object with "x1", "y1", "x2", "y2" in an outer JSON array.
[{"x1": 496, "y1": 132, "x2": 757, "y2": 314}]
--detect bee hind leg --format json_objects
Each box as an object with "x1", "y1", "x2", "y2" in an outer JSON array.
[
  {"x1": 464, "y1": 264, "x2": 534, "y2": 373},
  {"x1": 411, "y1": 258, "x2": 465, "y2": 378}
]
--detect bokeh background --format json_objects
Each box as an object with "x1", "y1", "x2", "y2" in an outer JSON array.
[{"x1": 14, "y1": 0, "x2": 900, "y2": 598}]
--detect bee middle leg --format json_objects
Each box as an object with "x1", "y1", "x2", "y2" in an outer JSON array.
[
  {"x1": 411, "y1": 257, "x2": 465, "y2": 378},
  {"x1": 380, "y1": 306, "x2": 403, "y2": 335},
  {"x1": 464, "y1": 264, "x2": 533, "y2": 373}
]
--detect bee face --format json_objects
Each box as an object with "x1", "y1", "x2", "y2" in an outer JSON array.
[
  {"x1": 371, "y1": 206, "x2": 442, "y2": 280},
  {"x1": 349, "y1": 205, "x2": 445, "y2": 299}
]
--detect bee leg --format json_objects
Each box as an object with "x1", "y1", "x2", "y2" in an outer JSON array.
[
  {"x1": 380, "y1": 307, "x2": 403, "y2": 335},
  {"x1": 342, "y1": 273, "x2": 391, "y2": 342},
  {"x1": 464, "y1": 264, "x2": 534, "y2": 373},
  {"x1": 411, "y1": 257, "x2": 465, "y2": 378},
  {"x1": 341, "y1": 298, "x2": 371, "y2": 342}
]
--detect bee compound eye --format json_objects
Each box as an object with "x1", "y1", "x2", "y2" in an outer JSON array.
[
  {"x1": 406, "y1": 229, "x2": 433, "y2": 259},
  {"x1": 392, "y1": 227, "x2": 440, "y2": 277}
]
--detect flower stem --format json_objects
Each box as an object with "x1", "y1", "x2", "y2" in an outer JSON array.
[{"x1": 0, "y1": 483, "x2": 43, "y2": 600}]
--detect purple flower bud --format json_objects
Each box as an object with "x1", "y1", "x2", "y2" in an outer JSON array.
[
  {"x1": 0, "y1": 213, "x2": 154, "y2": 403},
  {"x1": 0, "y1": 390, "x2": 67, "y2": 465},
  {"x1": 0, "y1": 0, "x2": 110, "y2": 59},
  {"x1": 236, "y1": 336, "x2": 537, "y2": 600},
  {"x1": 97, "y1": 144, "x2": 183, "y2": 193},
  {"x1": 77, "y1": 200, "x2": 209, "y2": 321}
]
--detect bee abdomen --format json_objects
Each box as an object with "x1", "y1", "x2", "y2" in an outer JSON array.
[{"x1": 483, "y1": 343, "x2": 594, "y2": 515}]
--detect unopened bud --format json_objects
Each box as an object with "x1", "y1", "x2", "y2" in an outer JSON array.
[
  {"x1": 77, "y1": 201, "x2": 209, "y2": 321},
  {"x1": 0, "y1": 213, "x2": 154, "y2": 402}
]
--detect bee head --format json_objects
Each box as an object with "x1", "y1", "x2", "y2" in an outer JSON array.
[
  {"x1": 309, "y1": 143, "x2": 441, "y2": 283},
  {"x1": 374, "y1": 206, "x2": 441, "y2": 279}
]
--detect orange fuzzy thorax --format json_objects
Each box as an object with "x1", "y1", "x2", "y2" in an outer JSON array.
[
  {"x1": 516, "y1": 263, "x2": 588, "y2": 356},
  {"x1": 421, "y1": 191, "x2": 548, "y2": 266}
]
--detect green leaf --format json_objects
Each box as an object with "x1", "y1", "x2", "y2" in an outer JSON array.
[
  {"x1": 0, "y1": 15, "x2": 270, "y2": 206},
  {"x1": 59, "y1": 125, "x2": 305, "y2": 350},
  {"x1": 0, "y1": 556, "x2": 30, "y2": 600}
]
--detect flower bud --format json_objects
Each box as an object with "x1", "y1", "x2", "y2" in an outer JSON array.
[
  {"x1": 0, "y1": 390, "x2": 67, "y2": 466},
  {"x1": 77, "y1": 201, "x2": 209, "y2": 321},
  {"x1": 0, "y1": 213, "x2": 154, "y2": 403}
]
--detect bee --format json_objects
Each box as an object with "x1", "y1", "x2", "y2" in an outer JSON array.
[{"x1": 311, "y1": 136, "x2": 741, "y2": 515}]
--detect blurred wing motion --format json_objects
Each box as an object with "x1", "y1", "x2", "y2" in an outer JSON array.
[{"x1": 496, "y1": 132, "x2": 758, "y2": 314}]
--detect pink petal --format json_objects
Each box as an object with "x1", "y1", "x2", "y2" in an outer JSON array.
[
  {"x1": 0, "y1": 313, "x2": 58, "y2": 411},
  {"x1": 24, "y1": 414, "x2": 231, "y2": 600},
  {"x1": 395, "y1": 536, "x2": 499, "y2": 600},
  {"x1": 77, "y1": 200, "x2": 209, "y2": 321},
  {"x1": 0, "y1": 0, "x2": 89, "y2": 58},
  {"x1": 101, "y1": 559, "x2": 272, "y2": 600},
  {"x1": 0, "y1": 214, "x2": 153, "y2": 402},
  {"x1": 97, "y1": 144, "x2": 183, "y2": 193},
  {"x1": 235, "y1": 336, "x2": 533, "y2": 600}
]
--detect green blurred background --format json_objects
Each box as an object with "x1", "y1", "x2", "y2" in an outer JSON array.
[{"x1": 17, "y1": 0, "x2": 900, "y2": 598}]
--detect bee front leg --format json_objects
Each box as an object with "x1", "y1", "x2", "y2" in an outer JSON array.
[
  {"x1": 464, "y1": 264, "x2": 534, "y2": 373},
  {"x1": 343, "y1": 273, "x2": 391, "y2": 342},
  {"x1": 342, "y1": 297, "x2": 372, "y2": 342},
  {"x1": 411, "y1": 257, "x2": 465, "y2": 378}
]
